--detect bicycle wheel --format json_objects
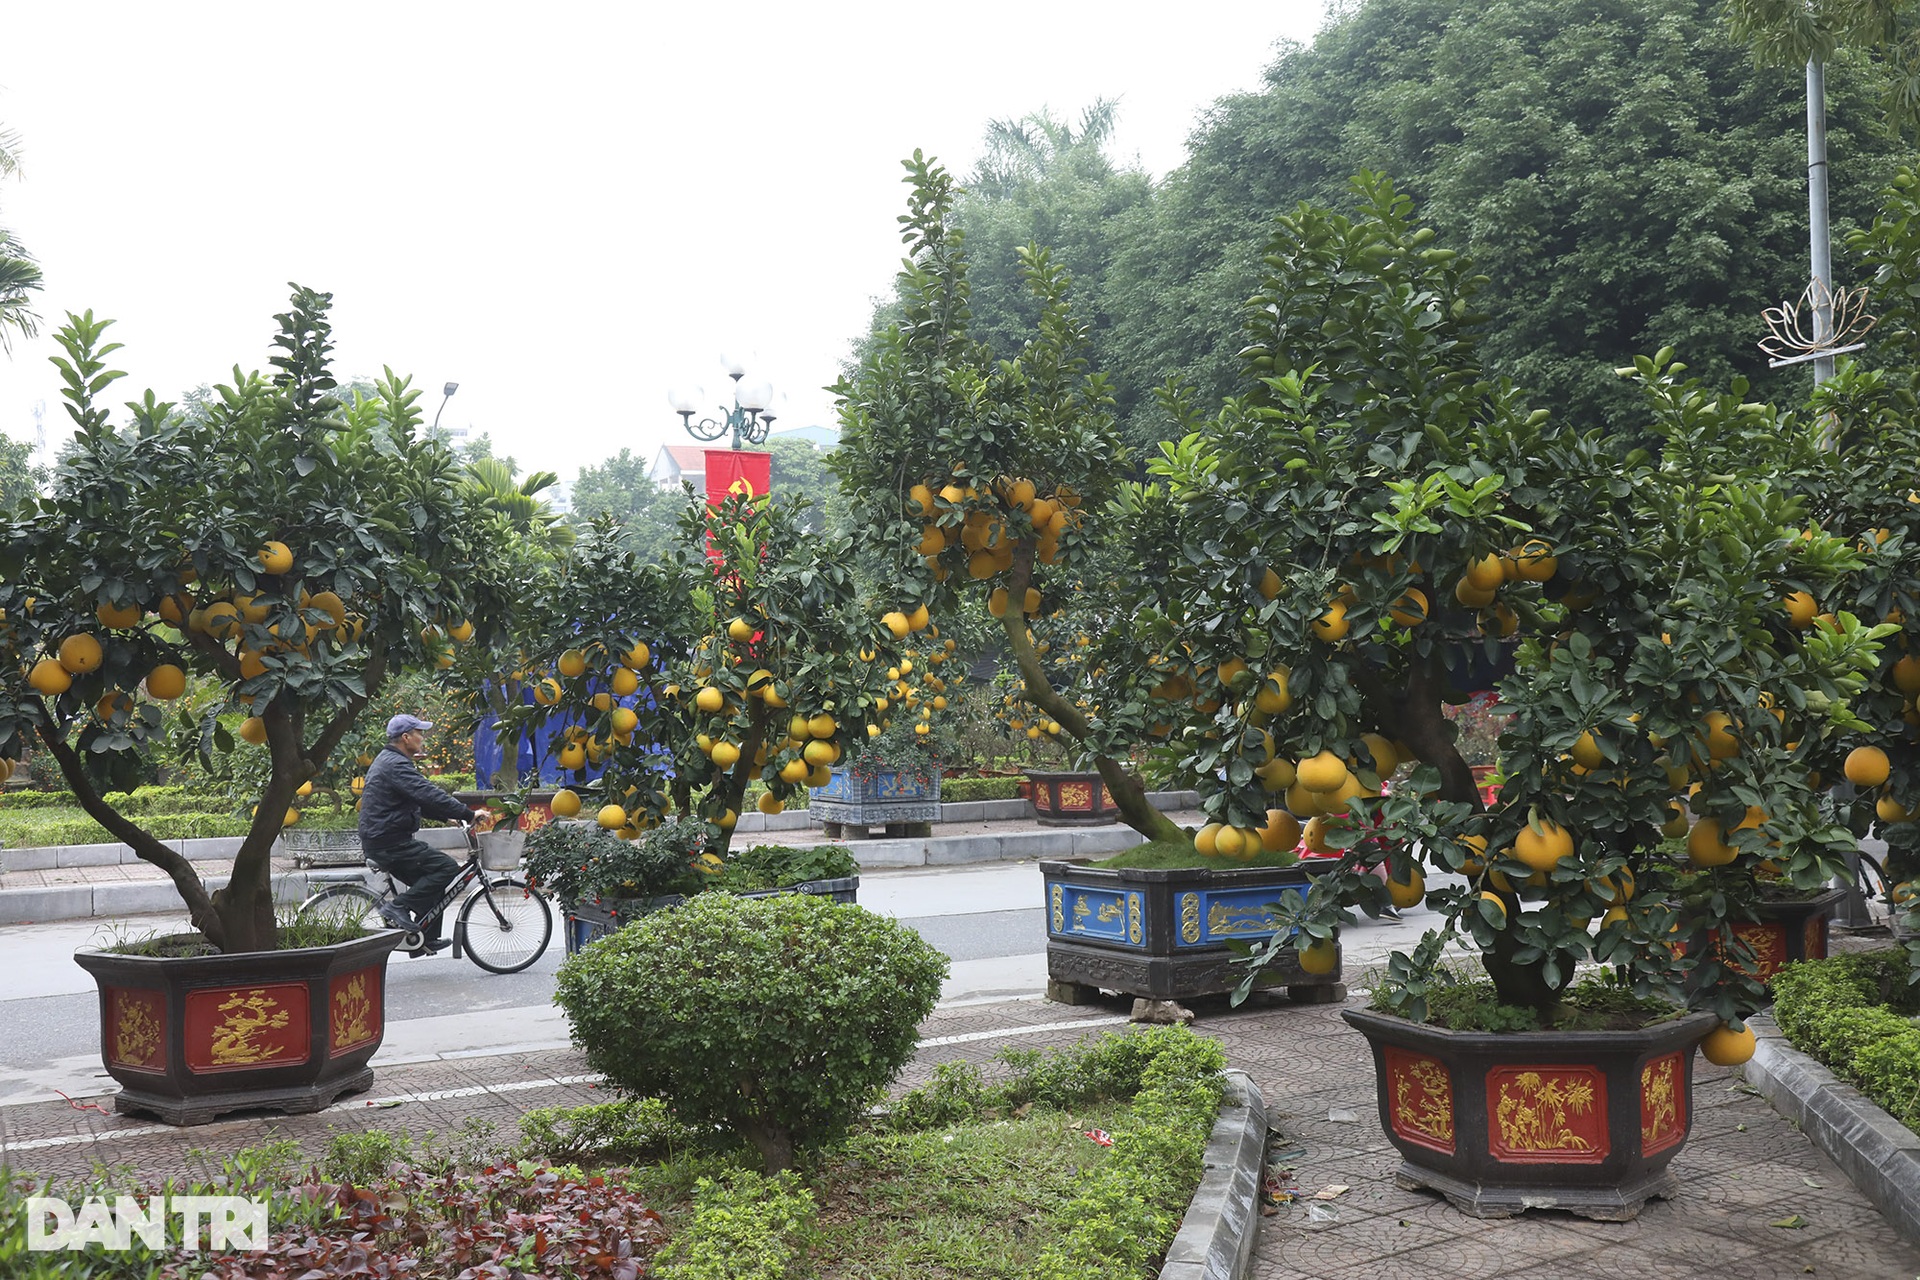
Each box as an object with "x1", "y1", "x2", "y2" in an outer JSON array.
[
  {"x1": 456, "y1": 876, "x2": 553, "y2": 974},
  {"x1": 297, "y1": 882, "x2": 389, "y2": 934}
]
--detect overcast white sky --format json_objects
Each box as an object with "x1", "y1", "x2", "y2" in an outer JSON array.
[{"x1": 1, "y1": 2, "x2": 1329, "y2": 491}]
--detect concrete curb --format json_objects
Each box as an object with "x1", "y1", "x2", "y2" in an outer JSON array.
[
  {"x1": 1161, "y1": 1068, "x2": 1267, "y2": 1280},
  {"x1": 1744, "y1": 1012, "x2": 1920, "y2": 1245}
]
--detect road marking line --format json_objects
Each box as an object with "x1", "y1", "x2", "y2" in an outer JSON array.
[{"x1": 921, "y1": 1015, "x2": 1129, "y2": 1047}]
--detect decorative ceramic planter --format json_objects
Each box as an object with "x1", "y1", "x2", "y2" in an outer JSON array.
[
  {"x1": 1040, "y1": 860, "x2": 1344, "y2": 1003},
  {"x1": 455, "y1": 789, "x2": 561, "y2": 835},
  {"x1": 73, "y1": 928, "x2": 403, "y2": 1126},
  {"x1": 563, "y1": 877, "x2": 862, "y2": 954},
  {"x1": 1344, "y1": 1005, "x2": 1718, "y2": 1220},
  {"x1": 1024, "y1": 769, "x2": 1122, "y2": 826},
  {"x1": 1678, "y1": 887, "x2": 1843, "y2": 986},
  {"x1": 809, "y1": 767, "x2": 940, "y2": 838}
]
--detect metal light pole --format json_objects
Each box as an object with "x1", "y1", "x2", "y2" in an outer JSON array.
[
  {"x1": 669, "y1": 355, "x2": 777, "y2": 450},
  {"x1": 432, "y1": 381, "x2": 460, "y2": 435}
]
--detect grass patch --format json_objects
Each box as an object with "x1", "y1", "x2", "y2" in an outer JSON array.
[
  {"x1": 1092, "y1": 836, "x2": 1298, "y2": 870},
  {"x1": 810, "y1": 1102, "x2": 1132, "y2": 1278},
  {"x1": 1399, "y1": 976, "x2": 1692, "y2": 1032}
]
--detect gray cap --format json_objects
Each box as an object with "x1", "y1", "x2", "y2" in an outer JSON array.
[{"x1": 387, "y1": 714, "x2": 434, "y2": 739}]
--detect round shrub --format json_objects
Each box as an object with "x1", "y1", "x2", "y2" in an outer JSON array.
[{"x1": 554, "y1": 891, "x2": 948, "y2": 1171}]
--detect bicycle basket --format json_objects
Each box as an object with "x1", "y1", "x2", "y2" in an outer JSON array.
[{"x1": 477, "y1": 828, "x2": 525, "y2": 870}]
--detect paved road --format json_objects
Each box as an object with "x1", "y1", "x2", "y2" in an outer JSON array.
[{"x1": 0, "y1": 861, "x2": 1067, "y2": 1107}]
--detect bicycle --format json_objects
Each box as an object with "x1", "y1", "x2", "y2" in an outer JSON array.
[{"x1": 296, "y1": 825, "x2": 554, "y2": 974}]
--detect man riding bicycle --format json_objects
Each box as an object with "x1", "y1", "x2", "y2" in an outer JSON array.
[{"x1": 359, "y1": 713, "x2": 490, "y2": 956}]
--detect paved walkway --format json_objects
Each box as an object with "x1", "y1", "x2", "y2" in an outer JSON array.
[
  {"x1": 5, "y1": 987, "x2": 1917, "y2": 1277},
  {"x1": 5, "y1": 813, "x2": 1919, "y2": 1275}
]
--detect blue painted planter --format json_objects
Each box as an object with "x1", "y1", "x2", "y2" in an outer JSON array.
[
  {"x1": 809, "y1": 766, "x2": 941, "y2": 831},
  {"x1": 1040, "y1": 859, "x2": 1343, "y2": 1003}
]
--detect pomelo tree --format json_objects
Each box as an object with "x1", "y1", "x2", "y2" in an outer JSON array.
[
  {"x1": 832, "y1": 153, "x2": 1187, "y2": 843},
  {"x1": 1152, "y1": 175, "x2": 1878, "y2": 1028},
  {"x1": 0, "y1": 288, "x2": 518, "y2": 952},
  {"x1": 495, "y1": 490, "x2": 916, "y2": 859}
]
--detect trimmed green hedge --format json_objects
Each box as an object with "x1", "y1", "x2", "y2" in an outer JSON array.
[
  {"x1": 0, "y1": 810, "x2": 254, "y2": 847},
  {"x1": 1773, "y1": 950, "x2": 1920, "y2": 1133},
  {"x1": 940, "y1": 776, "x2": 1023, "y2": 803}
]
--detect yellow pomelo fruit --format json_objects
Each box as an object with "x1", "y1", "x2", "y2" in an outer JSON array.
[
  {"x1": 1259, "y1": 809, "x2": 1302, "y2": 853},
  {"x1": 1387, "y1": 865, "x2": 1426, "y2": 909},
  {"x1": 557, "y1": 742, "x2": 586, "y2": 770},
  {"x1": 97, "y1": 601, "x2": 143, "y2": 629},
  {"x1": 1254, "y1": 670, "x2": 1293, "y2": 715},
  {"x1": 1513, "y1": 818, "x2": 1574, "y2": 874},
  {"x1": 1686, "y1": 818, "x2": 1738, "y2": 868},
  {"x1": 711, "y1": 741, "x2": 742, "y2": 768},
  {"x1": 534, "y1": 678, "x2": 562, "y2": 706},
  {"x1": 757, "y1": 791, "x2": 785, "y2": 815},
  {"x1": 258, "y1": 540, "x2": 294, "y2": 574},
  {"x1": 1464, "y1": 554, "x2": 1506, "y2": 591},
  {"x1": 808, "y1": 713, "x2": 837, "y2": 739},
  {"x1": 1298, "y1": 750, "x2": 1349, "y2": 793},
  {"x1": 780, "y1": 758, "x2": 811, "y2": 783},
  {"x1": 239, "y1": 716, "x2": 268, "y2": 745},
  {"x1": 551, "y1": 788, "x2": 582, "y2": 818},
  {"x1": 882, "y1": 611, "x2": 910, "y2": 639},
  {"x1": 1699, "y1": 1021, "x2": 1757, "y2": 1066},
  {"x1": 1783, "y1": 591, "x2": 1818, "y2": 629},
  {"x1": 95, "y1": 691, "x2": 132, "y2": 722},
  {"x1": 695, "y1": 686, "x2": 725, "y2": 713},
  {"x1": 803, "y1": 739, "x2": 837, "y2": 766},
  {"x1": 1701, "y1": 711, "x2": 1740, "y2": 760},
  {"x1": 597, "y1": 804, "x2": 628, "y2": 830},
  {"x1": 1194, "y1": 823, "x2": 1223, "y2": 857},
  {"x1": 1213, "y1": 825, "x2": 1246, "y2": 859},
  {"x1": 1477, "y1": 891, "x2": 1509, "y2": 926},
  {"x1": 622, "y1": 641, "x2": 651, "y2": 670},
  {"x1": 1845, "y1": 745, "x2": 1891, "y2": 788},
  {"x1": 714, "y1": 809, "x2": 737, "y2": 831},
  {"x1": 1878, "y1": 795, "x2": 1911, "y2": 823},
  {"x1": 1297, "y1": 938, "x2": 1338, "y2": 975},
  {"x1": 1387, "y1": 587, "x2": 1429, "y2": 627},
  {"x1": 1570, "y1": 731, "x2": 1603, "y2": 770},
  {"x1": 1894, "y1": 655, "x2": 1920, "y2": 695},
  {"x1": 59, "y1": 632, "x2": 104, "y2": 674},
  {"x1": 145, "y1": 663, "x2": 187, "y2": 700},
  {"x1": 558, "y1": 649, "x2": 588, "y2": 678},
  {"x1": 907, "y1": 604, "x2": 930, "y2": 631},
  {"x1": 1311, "y1": 600, "x2": 1350, "y2": 642},
  {"x1": 1513, "y1": 539, "x2": 1557, "y2": 581},
  {"x1": 610, "y1": 707, "x2": 639, "y2": 736},
  {"x1": 1258, "y1": 566, "x2": 1283, "y2": 600},
  {"x1": 448, "y1": 617, "x2": 474, "y2": 642}
]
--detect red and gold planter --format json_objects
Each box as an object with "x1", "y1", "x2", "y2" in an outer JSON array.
[
  {"x1": 75, "y1": 929, "x2": 401, "y2": 1126},
  {"x1": 1345, "y1": 1006, "x2": 1717, "y2": 1220},
  {"x1": 1024, "y1": 770, "x2": 1122, "y2": 826}
]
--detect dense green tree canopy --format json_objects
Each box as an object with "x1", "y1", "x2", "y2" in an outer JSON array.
[{"x1": 859, "y1": 0, "x2": 1911, "y2": 456}]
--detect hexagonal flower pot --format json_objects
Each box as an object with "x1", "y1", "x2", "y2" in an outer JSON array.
[
  {"x1": 1344, "y1": 1005, "x2": 1718, "y2": 1220},
  {"x1": 1024, "y1": 769, "x2": 1123, "y2": 826},
  {"x1": 1040, "y1": 860, "x2": 1344, "y2": 1004},
  {"x1": 73, "y1": 929, "x2": 402, "y2": 1126}
]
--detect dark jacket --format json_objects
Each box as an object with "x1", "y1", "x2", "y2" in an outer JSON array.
[{"x1": 358, "y1": 746, "x2": 472, "y2": 852}]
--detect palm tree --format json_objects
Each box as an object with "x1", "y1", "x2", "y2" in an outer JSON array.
[
  {"x1": 0, "y1": 126, "x2": 44, "y2": 355},
  {"x1": 972, "y1": 100, "x2": 1121, "y2": 198},
  {"x1": 464, "y1": 456, "x2": 575, "y2": 551}
]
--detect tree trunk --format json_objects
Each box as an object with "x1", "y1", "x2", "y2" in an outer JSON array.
[{"x1": 994, "y1": 555, "x2": 1181, "y2": 844}]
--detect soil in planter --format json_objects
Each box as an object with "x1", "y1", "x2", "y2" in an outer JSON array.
[
  {"x1": 1405, "y1": 978, "x2": 1693, "y2": 1033},
  {"x1": 1090, "y1": 836, "x2": 1299, "y2": 872},
  {"x1": 107, "y1": 932, "x2": 221, "y2": 959}
]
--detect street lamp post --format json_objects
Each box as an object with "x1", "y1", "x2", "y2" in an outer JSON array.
[
  {"x1": 669, "y1": 355, "x2": 777, "y2": 450},
  {"x1": 432, "y1": 381, "x2": 459, "y2": 434}
]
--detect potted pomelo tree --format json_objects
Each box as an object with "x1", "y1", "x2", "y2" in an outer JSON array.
[
  {"x1": 831, "y1": 155, "x2": 1340, "y2": 1007},
  {"x1": 0, "y1": 289, "x2": 518, "y2": 1123},
  {"x1": 1156, "y1": 175, "x2": 1879, "y2": 1219}
]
